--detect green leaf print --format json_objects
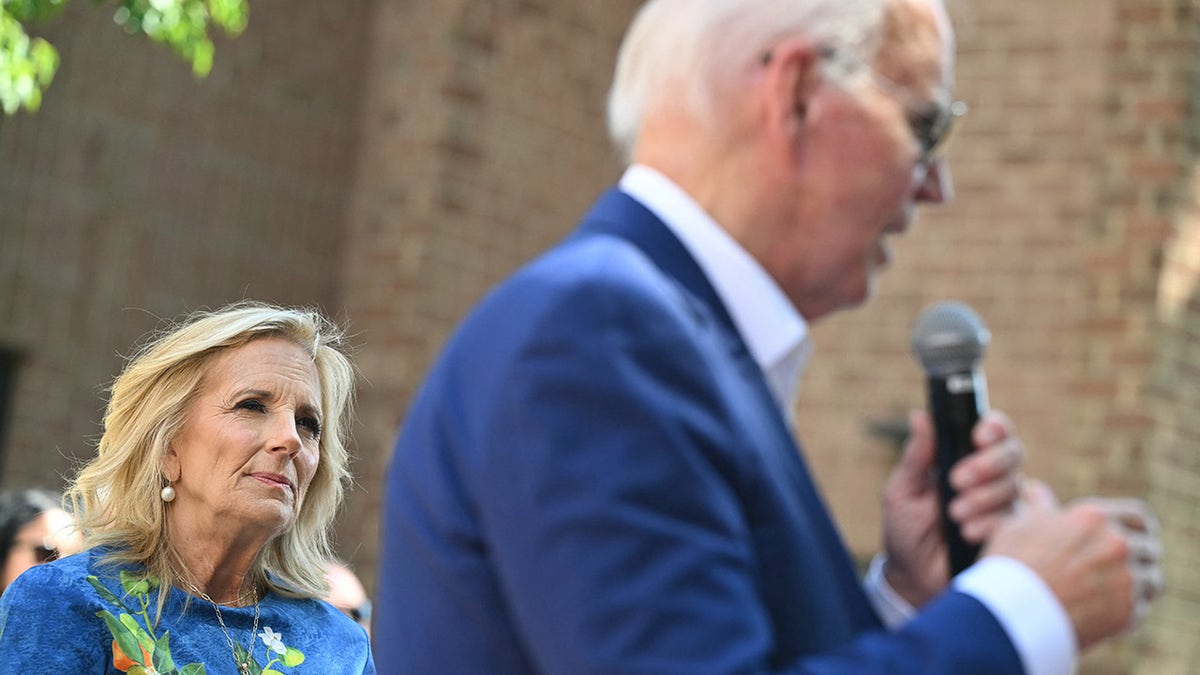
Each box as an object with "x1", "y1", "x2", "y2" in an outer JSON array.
[
  {"x1": 87, "y1": 575, "x2": 135, "y2": 614},
  {"x1": 281, "y1": 647, "x2": 304, "y2": 667},
  {"x1": 96, "y1": 610, "x2": 148, "y2": 668},
  {"x1": 233, "y1": 642, "x2": 264, "y2": 674},
  {"x1": 120, "y1": 569, "x2": 155, "y2": 597},
  {"x1": 119, "y1": 612, "x2": 156, "y2": 656},
  {"x1": 152, "y1": 630, "x2": 178, "y2": 672},
  {"x1": 90, "y1": 573, "x2": 312, "y2": 674},
  {"x1": 90, "y1": 574, "x2": 205, "y2": 673}
]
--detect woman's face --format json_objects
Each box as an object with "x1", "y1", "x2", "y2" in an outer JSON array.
[
  {"x1": 2, "y1": 508, "x2": 77, "y2": 589},
  {"x1": 164, "y1": 337, "x2": 322, "y2": 544}
]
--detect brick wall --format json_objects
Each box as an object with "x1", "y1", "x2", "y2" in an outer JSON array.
[
  {"x1": 1124, "y1": 0, "x2": 1200, "y2": 672},
  {"x1": 1, "y1": 1, "x2": 1196, "y2": 672},
  {"x1": 335, "y1": 0, "x2": 642, "y2": 580},
  {"x1": 0, "y1": 1, "x2": 371, "y2": 488}
]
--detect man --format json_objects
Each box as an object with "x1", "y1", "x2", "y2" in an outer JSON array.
[{"x1": 374, "y1": 0, "x2": 1163, "y2": 673}]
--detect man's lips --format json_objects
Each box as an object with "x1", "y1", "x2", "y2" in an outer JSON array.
[{"x1": 251, "y1": 472, "x2": 295, "y2": 490}]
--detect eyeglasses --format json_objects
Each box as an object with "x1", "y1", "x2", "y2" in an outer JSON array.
[
  {"x1": 762, "y1": 46, "x2": 967, "y2": 170},
  {"x1": 859, "y1": 62, "x2": 967, "y2": 170}
]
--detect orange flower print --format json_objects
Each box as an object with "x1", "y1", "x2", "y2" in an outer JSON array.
[{"x1": 112, "y1": 639, "x2": 151, "y2": 672}]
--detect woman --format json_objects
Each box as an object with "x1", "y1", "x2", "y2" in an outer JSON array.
[
  {"x1": 0, "y1": 302, "x2": 374, "y2": 673},
  {"x1": 0, "y1": 488, "x2": 80, "y2": 592}
]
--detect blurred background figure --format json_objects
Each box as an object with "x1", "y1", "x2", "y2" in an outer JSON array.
[
  {"x1": 0, "y1": 487, "x2": 81, "y2": 593},
  {"x1": 326, "y1": 560, "x2": 372, "y2": 635}
]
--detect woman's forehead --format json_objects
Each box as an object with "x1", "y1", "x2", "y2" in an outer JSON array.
[{"x1": 204, "y1": 338, "x2": 321, "y2": 397}]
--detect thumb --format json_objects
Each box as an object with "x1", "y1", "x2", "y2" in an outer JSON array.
[{"x1": 895, "y1": 410, "x2": 934, "y2": 486}]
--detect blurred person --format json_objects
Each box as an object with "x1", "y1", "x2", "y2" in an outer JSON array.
[
  {"x1": 326, "y1": 560, "x2": 372, "y2": 634},
  {"x1": 0, "y1": 302, "x2": 374, "y2": 673},
  {"x1": 0, "y1": 487, "x2": 82, "y2": 593},
  {"x1": 374, "y1": 0, "x2": 1163, "y2": 673}
]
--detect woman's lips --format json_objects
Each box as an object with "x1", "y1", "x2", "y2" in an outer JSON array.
[{"x1": 251, "y1": 473, "x2": 294, "y2": 490}]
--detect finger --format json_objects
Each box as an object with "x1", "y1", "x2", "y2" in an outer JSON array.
[
  {"x1": 1114, "y1": 500, "x2": 1158, "y2": 535},
  {"x1": 1129, "y1": 563, "x2": 1165, "y2": 629},
  {"x1": 949, "y1": 474, "x2": 1021, "y2": 523},
  {"x1": 1140, "y1": 563, "x2": 1166, "y2": 601},
  {"x1": 971, "y1": 410, "x2": 1014, "y2": 448},
  {"x1": 1082, "y1": 497, "x2": 1158, "y2": 534},
  {"x1": 958, "y1": 513, "x2": 1006, "y2": 543},
  {"x1": 1130, "y1": 593, "x2": 1151, "y2": 629},
  {"x1": 949, "y1": 438, "x2": 1023, "y2": 491},
  {"x1": 894, "y1": 410, "x2": 935, "y2": 486},
  {"x1": 1126, "y1": 531, "x2": 1162, "y2": 565}
]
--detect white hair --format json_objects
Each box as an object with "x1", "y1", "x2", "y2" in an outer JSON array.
[{"x1": 607, "y1": 0, "x2": 889, "y2": 162}]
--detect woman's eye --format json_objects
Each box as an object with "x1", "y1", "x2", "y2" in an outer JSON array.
[
  {"x1": 235, "y1": 399, "x2": 267, "y2": 413},
  {"x1": 298, "y1": 417, "x2": 322, "y2": 438}
]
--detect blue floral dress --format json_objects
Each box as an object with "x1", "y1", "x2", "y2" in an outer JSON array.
[{"x1": 0, "y1": 547, "x2": 375, "y2": 674}]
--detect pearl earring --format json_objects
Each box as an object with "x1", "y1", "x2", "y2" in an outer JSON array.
[{"x1": 160, "y1": 484, "x2": 176, "y2": 503}]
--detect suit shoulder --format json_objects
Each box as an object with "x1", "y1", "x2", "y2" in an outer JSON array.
[{"x1": 484, "y1": 234, "x2": 694, "y2": 329}]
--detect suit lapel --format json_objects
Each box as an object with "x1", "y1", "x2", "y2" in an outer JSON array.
[
  {"x1": 574, "y1": 188, "x2": 881, "y2": 631},
  {"x1": 575, "y1": 189, "x2": 742, "y2": 341},
  {"x1": 575, "y1": 188, "x2": 796, "y2": 448}
]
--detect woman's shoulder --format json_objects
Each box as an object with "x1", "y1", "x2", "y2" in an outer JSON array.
[
  {"x1": 0, "y1": 548, "x2": 114, "y2": 670},
  {"x1": 263, "y1": 591, "x2": 364, "y2": 632},
  {"x1": 3, "y1": 546, "x2": 104, "y2": 598}
]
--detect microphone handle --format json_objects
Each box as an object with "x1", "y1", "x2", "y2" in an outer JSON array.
[{"x1": 927, "y1": 370, "x2": 989, "y2": 575}]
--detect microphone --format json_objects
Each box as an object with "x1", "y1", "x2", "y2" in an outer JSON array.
[{"x1": 910, "y1": 301, "x2": 991, "y2": 576}]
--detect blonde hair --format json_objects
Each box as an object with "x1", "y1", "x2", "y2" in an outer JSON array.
[
  {"x1": 66, "y1": 301, "x2": 357, "y2": 613},
  {"x1": 606, "y1": 0, "x2": 888, "y2": 162}
]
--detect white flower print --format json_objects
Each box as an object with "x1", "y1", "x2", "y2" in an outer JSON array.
[{"x1": 259, "y1": 626, "x2": 287, "y2": 655}]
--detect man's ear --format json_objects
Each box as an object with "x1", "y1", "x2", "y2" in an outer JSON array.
[{"x1": 760, "y1": 38, "x2": 825, "y2": 137}]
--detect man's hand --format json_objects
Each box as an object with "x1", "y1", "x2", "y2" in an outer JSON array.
[
  {"x1": 985, "y1": 485, "x2": 1164, "y2": 649},
  {"x1": 881, "y1": 409, "x2": 1025, "y2": 607}
]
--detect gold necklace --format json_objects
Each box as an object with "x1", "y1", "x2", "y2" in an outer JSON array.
[{"x1": 185, "y1": 581, "x2": 262, "y2": 675}]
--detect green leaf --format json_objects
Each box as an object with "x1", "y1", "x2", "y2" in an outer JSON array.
[
  {"x1": 120, "y1": 570, "x2": 153, "y2": 596},
  {"x1": 96, "y1": 610, "x2": 147, "y2": 668},
  {"x1": 118, "y1": 612, "x2": 157, "y2": 657},
  {"x1": 180, "y1": 664, "x2": 207, "y2": 675},
  {"x1": 190, "y1": 37, "x2": 212, "y2": 76},
  {"x1": 0, "y1": 8, "x2": 60, "y2": 114},
  {"x1": 87, "y1": 576, "x2": 136, "y2": 613},
  {"x1": 281, "y1": 647, "x2": 305, "y2": 667},
  {"x1": 263, "y1": 670, "x2": 284, "y2": 675},
  {"x1": 5, "y1": 0, "x2": 68, "y2": 23},
  {"x1": 232, "y1": 643, "x2": 263, "y2": 675},
  {"x1": 30, "y1": 38, "x2": 58, "y2": 85},
  {"x1": 208, "y1": 0, "x2": 247, "y2": 34},
  {"x1": 152, "y1": 630, "x2": 178, "y2": 672}
]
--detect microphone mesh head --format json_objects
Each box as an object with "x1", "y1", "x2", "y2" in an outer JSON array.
[{"x1": 911, "y1": 301, "x2": 990, "y2": 376}]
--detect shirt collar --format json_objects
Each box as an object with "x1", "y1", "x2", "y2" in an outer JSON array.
[{"x1": 618, "y1": 164, "x2": 812, "y2": 413}]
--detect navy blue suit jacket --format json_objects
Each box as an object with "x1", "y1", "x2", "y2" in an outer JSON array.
[{"x1": 374, "y1": 189, "x2": 1024, "y2": 674}]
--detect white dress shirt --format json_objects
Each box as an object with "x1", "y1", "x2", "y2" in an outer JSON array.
[{"x1": 619, "y1": 164, "x2": 1077, "y2": 675}]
